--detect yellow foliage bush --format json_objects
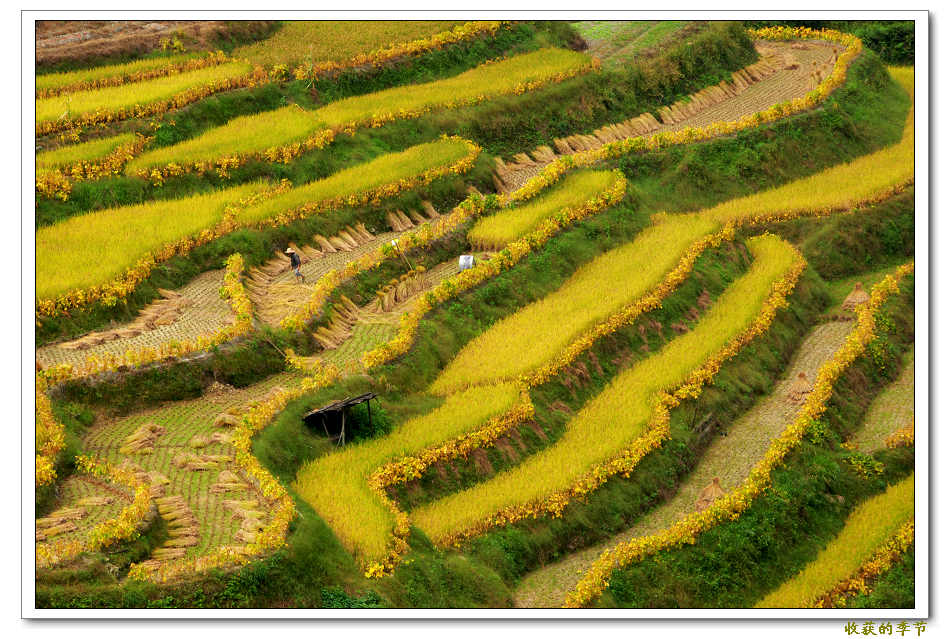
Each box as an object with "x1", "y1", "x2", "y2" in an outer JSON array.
[
  {"x1": 565, "y1": 263, "x2": 915, "y2": 607},
  {"x1": 34, "y1": 376, "x2": 66, "y2": 487},
  {"x1": 293, "y1": 384, "x2": 525, "y2": 573},
  {"x1": 36, "y1": 61, "x2": 262, "y2": 136},
  {"x1": 126, "y1": 48, "x2": 594, "y2": 178},
  {"x1": 755, "y1": 475, "x2": 914, "y2": 608},
  {"x1": 412, "y1": 235, "x2": 805, "y2": 546}
]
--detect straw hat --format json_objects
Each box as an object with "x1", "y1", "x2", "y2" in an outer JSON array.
[{"x1": 285, "y1": 247, "x2": 294, "y2": 254}]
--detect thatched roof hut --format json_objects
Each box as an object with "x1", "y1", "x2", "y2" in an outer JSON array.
[
  {"x1": 787, "y1": 371, "x2": 813, "y2": 404},
  {"x1": 841, "y1": 281, "x2": 871, "y2": 312}
]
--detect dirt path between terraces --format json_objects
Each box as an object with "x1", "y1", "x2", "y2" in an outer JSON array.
[{"x1": 513, "y1": 319, "x2": 856, "y2": 609}]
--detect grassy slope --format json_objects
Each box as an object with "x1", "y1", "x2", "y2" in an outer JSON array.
[
  {"x1": 37, "y1": 22, "x2": 752, "y2": 226},
  {"x1": 34, "y1": 34, "x2": 915, "y2": 611},
  {"x1": 596, "y1": 279, "x2": 914, "y2": 608}
]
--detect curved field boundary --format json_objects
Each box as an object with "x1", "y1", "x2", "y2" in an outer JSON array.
[
  {"x1": 125, "y1": 48, "x2": 595, "y2": 180},
  {"x1": 411, "y1": 235, "x2": 804, "y2": 547},
  {"x1": 36, "y1": 60, "x2": 265, "y2": 137},
  {"x1": 240, "y1": 21, "x2": 502, "y2": 79},
  {"x1": 36, "y1": 180, "x2": 269, "y2": 319},
  {"x1": 351, "y1": 67, "x2": 912, "y2": 573},
  {"x1": 278, "y1": 169, "x2": 625, "y2": 334},
  {"x1": 421, "y1": 116, "x2": 915, "y2": 393},
  {"x1": 38, "y1": 268, "x2": 234, "y2": 372},
  {"x1": 494, "y1": 27, "x2": 860, "y2": 193},
  {"x1": 248, "y1": 210, "x2": 443, "y2": 329},
  {"x1": 36, "y1": 133, "x2": 151, "y2": 201},
  {"x1": 35, "y1": 376, "x2": 66, "y2": 487},
  {"x1": 817, "y1": 520, "x2": 915, "y2": 609},
  {"x1": 849, "y1": 355, "x2": 914, "y2": 453},
  {"x1": 297, "y1": 256, "x2": 489, "y2": 379},
  {"x1": 492, "y1": 39, "x2": 813, "y2": 191},
  {"x1": 361, "y1": 59, "x2": 913, "y2": 382},
  {"x1": 295, "y1": 234, "x2": 800, "y2": 574},
  {"x1": 755, "y1": 475, "x2": 914, "y2": 608},
  {"x1": 38, "y1": 253, "x2": 253, "y2": 384},
  {"x1": 565, "y1": 263, "x2": 915, "y2": 607},
  {"x1": 468, "y1": 169, "x2": 619, "y2": 250},
  {"x1": 36, "y1": 51, "x2": 228, "y2": 99},
  {"x1": 294, "y1": 383, "x2": 529, "y2": 576},
  {"x1": 36, "y1": 454, "x2": 153, "y2": 569},
  {"x1": 44, "y1": 365, "x2": 337, "y2": 582},
  {"x1": 125, "y1": 363, "x2": 339, "y2": 583},
  {"x1": 513, "y1": 318, "x2": 857, "y2": 608},
  {"x1": 360, "y1": 171, "x2": 629, "y2": 368},
  {"x1": 36, "y1": 136, "x2": 478, "y2": 322}
]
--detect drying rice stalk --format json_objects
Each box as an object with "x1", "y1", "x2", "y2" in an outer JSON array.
[
  {"x1": 491, "y1": 46, "x2": 791, "y2": 192},
  {"x1": 119, "y1": 422, "x2": 166, "y2": 455},
  {"x1": 211, "y1": 470, "x2": 250, "y2": 494}
]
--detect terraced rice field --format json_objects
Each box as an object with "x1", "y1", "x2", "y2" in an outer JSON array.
[
  {"x1": 126, "y1": 48, "x2": 590, "y2": 173},
  {"x1": 319, "y1": 258, "x2": 480, "y2": 375},
  {"x1": 36, "y1": 268, "x2": 233, "y2": 370},
  {"x1": 81, "y1": 373, "x2": 304, "y2": 567},
  {"x1": 36, "y1": 183, "x2": 263, "y2": 300},
  {"x1": 36, "y1": 52, "x2": 202, "y2": 94},
  {"x1": 234, "y1": 21, "x2": 466, "y2": 68},
  {"x1": 36, "y1": 132, "x2": 139, "y2": 175},
  {"x1": 32, "y1": 21, "x2": 917, "y2": 611},
  {"x1": 498, "y1": 40, "x2": 840, "y2": 191},
  {"x1": 755, "y1": 474, "x2": 914, "y2": 608},
  {"x1": 848, "y1": 354, "x2": 915, "y2": 453},
  {"x1": 412, "y1": 235, "x2": 801, "y2": 545},
  {"x1": 35, "y1": 61, "x2": 254, "y2": 126},
  {"x1": 36, "y1": 474, "x2": 133, "y2": 547},
  {"x1": 514, "y1": 319, "x2": 856, "y2": 608},
  {"x1": 574, "y1": 21, "x2": 693, "y2": 68}
]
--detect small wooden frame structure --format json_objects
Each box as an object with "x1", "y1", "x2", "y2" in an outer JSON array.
[{"x1": 303, "y1": 392, "x2": 377, "y2": 446}]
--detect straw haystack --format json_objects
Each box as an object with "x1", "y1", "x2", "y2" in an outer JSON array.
[
  {"x1": 786, "y1": 371, "x2": 813, "y2": 404},
  {"x1": 841, "y1": 281, "x2": 871, "y2": 312},
  {"x1": 695, "y1": 477, "x2": 725, "y2": 512}
]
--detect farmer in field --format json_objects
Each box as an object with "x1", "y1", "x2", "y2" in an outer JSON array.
[{"x1": 286, "y1": 247, "x2": 305, "y2": 284}]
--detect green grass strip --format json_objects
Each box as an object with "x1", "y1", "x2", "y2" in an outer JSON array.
[
  {"x1": 468, "y1": 170, "x2": 618, "y2": 250},
  {"x1": 235, "y1": 137, "x2": 475, "y2": 224},
  {"x1": 413, "y1": 235, "x2": 800, "y2": 543},
  {"x1": 35, "y1": 183, "x2": 264, "y2": 301},
  {"x1": 36, "y1": 132, "x2": 138, "y2": 174},
  {"x1": 432, "y1": 213, "x2": 719, "y2": 393},
  {"x1": 126, "y1": 48, "x2": 591, "y2": 173},
  {"x1": 755, "y1": 474, "x2": 914, "y2": 608},
  {"x1": 293, "y1": 383, "x2": 522, "y2": 564},
  {"x1": 35, "y1": 53, "x2": 199, "y2": 94},
  {"x1": 35, "y1": 61, "x2": 254, "y2": 125}
]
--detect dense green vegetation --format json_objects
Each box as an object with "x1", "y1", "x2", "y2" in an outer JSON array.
[
  {"x1": 34, "y1": 19, "x2": 917, "y2": 611},
  {"x1": 596, "y1": 280, "x2": 914, "y2": 607}
]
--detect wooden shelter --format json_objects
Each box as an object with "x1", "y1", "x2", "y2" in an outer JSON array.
[{"x1": 303, "y1": 392, "x2": 377, "y2": 445}]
